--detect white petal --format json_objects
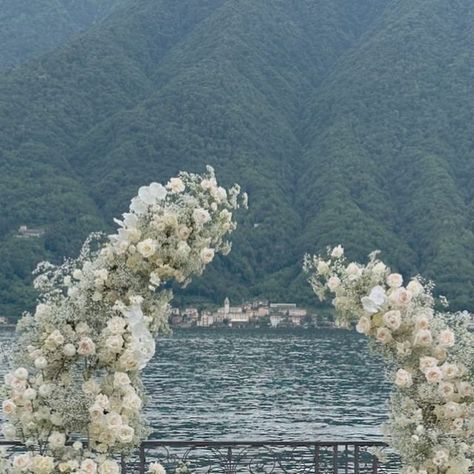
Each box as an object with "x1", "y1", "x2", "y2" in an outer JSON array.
[
  {"x1": 149, "y1": 182, "x2": 167, "y2": 200},
  {"x1": 138, "y1": 186, "x2": 155, "y2": 205},
  {"x1": 361, "y1": 297, "x2": 379, "y2": 314},
  {"x1": 130, "y1": 196, "x2": 148, "y2": 214},
  {"x1": 122, "y1": 213, "x2": 139, "y2": 228},
  {"x1": 369, "y1": 286, "x2": 386, "y2": 306}
]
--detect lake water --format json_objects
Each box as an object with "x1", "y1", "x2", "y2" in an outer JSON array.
[{"x1": 0, "y1": 327, "x2": 390, "y2": 441}]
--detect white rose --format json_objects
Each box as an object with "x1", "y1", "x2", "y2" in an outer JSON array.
[
  {"x1": 383, "y1": 310, "x2": 401, "y2": 331},
  {"x1": 414, "y1": 329, "x2": 432, "y2": 347},
  {"x1": 387, "y1": 273, "x2": 403, "y2": 288},
  {"x1": 200, "y1": 248, "x2": 215, "y2": 264},
  {"x1": 425, "y1": 366, "x2": 443, "y2": 383},
  {"x1": 113, "y1": 372, "x2": 131, "y2": 388},
  {"x1": 415, "y1": 315, "x2": 430, "y2": 330},
  {"x1": 439, "y1": 382, "x2": 455, "y2": 399},
  {"x1": 327, "y1": 276, "x2": 341, "y2": 292},
  {"x1": 389, "y1": 288, "x2": 412, "y2": 306},
  {"x1": 95, "y1": 394, "x2": 110, "y2": 409},
  {"x1": 34, "y1": 357, "x2": 48, "y2": 370},
  {"x1": 441, "y1": 363, "x2": 459, "y2": 380},
  {"x1": 355, "y1": 316, "x2": 371, "y2": 335},
  {"x1": 126, "y1": 228, "x2": 141, "y2": 244},
  {"x1": 316, "y1": 260, "x2": 330, "y2": 275},
  {"x1": 452, "y1": 417, "x2": 464, "y2": 430},
  {"x1": 346, "y1": 262, "x2": 362, "y2": 280},
  {"x1": 118, "y1": 350, "x2": 139, "y2": 371},
  {"x1": 148, "y1": 463, "x2": 166, "y2": 474},
  {"x1": 24, "y1": 388, "x2": 37, "y2": 400},
  {"x1": 433, "y1": 345, "x2": 447, "y2": 361},
  {"x1": 105, "y1": 412, "x2": 123, "y2": 429},
  {"x1": 82, "y1": 379, "x2": 99, "y2": 396},
  {"x1": 48, "y1": 431, "x2": 66, "y2": 449},
  {"x1": 105, "y1": 335, "x2": 124, "y2": 353},
  {"x1": 10, "y1": 377, "x2": 26, "y2": 392},
  {"x1": 81, "y1": 459, "x2": 98, "y2": 474},
  {"x1": 458, "y1": 381, "x2": 473, "y2": 398},
  {"x1": 372, "y1": 262, "x2": 387, "y2": 276},
  {"x1": 63, "y1": 343, "x2": 76, "y2": 357},
  {"x1": 3, "y1": 423, "x2": 17, "y2": 440},
  {"x1": 72, "y1": 269, "x2": 83, "y2": 280},
  {"x1": 88, "y1": 404, "x2": 104, "y2": 419},
  {"x1": 117, "y1": 425, "x2": 134, "y2": 444},
  {"x1": 130, "y1": 196, "x2": 148, "y2": 215},
  {"x1": 123, "y1": 393, "x2": 142, "y2": 411},
  {"x1": 38, "y1": 384, "x2": 54, "y2": 398},
  {"x1": 216, "y1": 186, "x2": 227, "y2": 201},
  {"x1": 31, "y1": 455, "x2": 54, "y2": 474},
  {"x1": 419, "y1": 356, "x2": 438, "y2": 372},
  {"x1": 76, "y1": 322, "x2": 90, "y2": 335},
  {"x1": 138, "y1": 185, "x2": 158, "y2": 205},
  {"x1": 407, "y1": 279, "x2": 423, "y2": 295},
  {"x1": 177, "y1": 225, "x2": 191, "y2": 240},
  {"x1": 438, "y1": 329, "x2": 455, "y2": 348},
  {"x1": 72, "y1": 441, "x2": 82, "y2": 451},
  {"x1": 331, "y1": 245, "x2": 344, "y2": 258},
  {"x1": 200, "y1": 178, "x2": 214, "y2": 190},
  {"x1": 361, "y1": 286, "x2": 386, "y2": 314},
  {"x1": 395, "y1": 369, "x2": 413, "y2": 388},
  {"x1": 34, "y1": 304, "x2": 51, "y2": 322},
  {"x1": 94, "y1": 269, "x2": 108, "y2": 281},
  {"x1": 77, "y1": 337, "x2": 96, "y2": 356},
  {"x1": 168, "y1": 177, "x2": 185, "y2": 193},
  {"x1": 98, "y1": 460, "x2": 120, "y2": 474},
  {"x1": 50, "y1": 414, "x2": 63, "y2": 426},
  {"x1": 192, "y1": 208, "x2": 211, "y2": 225},
  {"x1": 444, "y1": 401, "x2": 462, "y2": 419},
  {"x1": 376, "y1": 327, "x2": 392, "y2": 344},
  {"x1": 14, "y1": 367, "x2": 28, "y2": 380},
  {"x1": 107, "y1": 317, "x2": 127, "y2": 334},
  {"x1": 47, "y1": 330, "x2": 65, "y2": 346},
  {"x1": 13, "y1": 454, "x2": 31, "y2": 470},
  {"x1": 137, "y1": 238, "x2": 157, "y2": 258},
  {"x1": 2, "y1": 399, "x2": 16, "y2": 415}
]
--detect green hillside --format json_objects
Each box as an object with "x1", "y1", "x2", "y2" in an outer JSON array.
[
  {"x1": 0, "y1": 0, "x2": 473, "y2": 316},
  {"x1": 0, "y1": 0, "x2": 125, "y2": 69}
]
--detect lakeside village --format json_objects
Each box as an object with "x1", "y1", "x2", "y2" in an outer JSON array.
[{"x1": 169, "y1": 297, "x2": 318, "y2": 328}]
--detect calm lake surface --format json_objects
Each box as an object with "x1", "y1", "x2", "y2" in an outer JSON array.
[{"x1": 0, "y1": 328, "x2": 390, "y2": 441}]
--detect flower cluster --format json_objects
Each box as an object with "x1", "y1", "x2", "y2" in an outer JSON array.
[
  {"x1": 304, "y1": 246, "x2": 474, "y2": 474},
  {"x1": 1, "y1": 167, "x2": 246, "y2": 473}
]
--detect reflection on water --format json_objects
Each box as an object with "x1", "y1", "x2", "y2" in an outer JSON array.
[{"x1": 0, "y1": 327, "x2": 390, "y2": 441}]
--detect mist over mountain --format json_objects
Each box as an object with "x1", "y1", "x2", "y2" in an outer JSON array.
[{"x1": 0, "y1": 0, "x2": 473, "y2": 316}]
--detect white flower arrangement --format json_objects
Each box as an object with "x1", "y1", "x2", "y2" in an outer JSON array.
[
  {"x1": 1, "y1": 166, "x2": 246, "y2": 473},
  {"x1": 304, "y1": 246, "x2": 474, "y2": 473}
]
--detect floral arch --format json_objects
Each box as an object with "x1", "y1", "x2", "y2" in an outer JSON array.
[
  {"x1": 1, "y1": 169, "x2": 474, "y2": 474},
  {"x1": 0, "y1": 167, "x2": 246, "y2": 474},
  {"x1": 304, "y1": 246, "x2": 474, "y2": 474}
]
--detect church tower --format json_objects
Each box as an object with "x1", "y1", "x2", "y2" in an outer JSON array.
[{"x1": 224, "y1": 297, "x2": 230, "y2": 315}]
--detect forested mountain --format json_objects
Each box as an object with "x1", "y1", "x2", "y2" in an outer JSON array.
[
  {"x1": 0, "y1": 0, "x2": 124, "y2": 69},
  {"x1": 0, "y1": 0, "x2": 473, "y2": 316}
]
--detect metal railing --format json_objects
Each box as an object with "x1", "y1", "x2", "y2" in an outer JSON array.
[
  {"x1": 121, "y1": 440, "x2": 398, "y2": 473},
  {"x1": 0, "y1": 439, "x2": 399, "y2": 473}
]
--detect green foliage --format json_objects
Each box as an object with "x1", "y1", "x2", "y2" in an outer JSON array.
[
  {"x1": 0, "y1": 0, "x2": 125, "y2": 69},
  {"x1": 0, "y1": 0, "x2": 473, "y2": 316}
]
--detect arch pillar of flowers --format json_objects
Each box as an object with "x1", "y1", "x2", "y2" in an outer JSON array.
[
  {"x1": 1, "y1": 167, "x2": 246, "y2": 474},
  {"x1": 304, "y1": 246, "x2": 474, "y2": 474}
]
